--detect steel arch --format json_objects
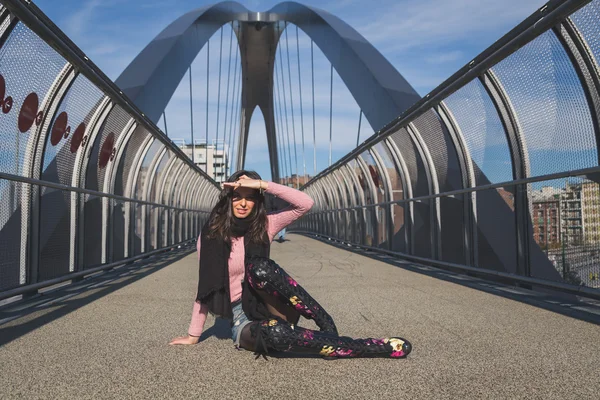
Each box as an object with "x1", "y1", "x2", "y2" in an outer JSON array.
[{"x1": 115, "y1": 1, "x2": 420, "y2": 179}]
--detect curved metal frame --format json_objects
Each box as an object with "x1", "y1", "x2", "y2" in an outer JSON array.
[
  {"x1": 115, "y1": 1, "x2": 420, "y2": 178},
  {"x1": 71, "y1": 97, "x2": 112, "y2": 270},
  {"x1": 142, "y1": 145, "x2": 168, "y2": 251},
  {"x1": 369, "y1": 146, "x2": 394, "y2": 249},
  {"x1": 124, "y1": 136, "x2": 155, "y2": 255},
  {"x1": 437, "y1": 102, "x2": 477, "y2": 266},
  {"x1": 24, "y1": 64, "x2": 76, "y2": 283},
  {"x1": 384, "y1": 137, "x2": 414, "y2": 254},
  {"x1": 103, "y1": 119, "x2": 137, "y2": 263},
  {"x1": 480, "y1": 70, "x2": 530, "y2": 276}
]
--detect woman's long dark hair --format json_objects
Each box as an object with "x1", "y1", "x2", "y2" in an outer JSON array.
[{"x1": 206, "y1": 170, "x2": 268, "y2": 244}]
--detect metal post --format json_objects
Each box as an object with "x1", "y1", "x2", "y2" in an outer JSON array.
[{"x1": 189, "y1": 66, "x2": 195, "y2": 164}]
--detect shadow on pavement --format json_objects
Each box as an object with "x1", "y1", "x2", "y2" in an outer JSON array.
[
  {"x1": 0, "y1": 248, "x2": 194, "y2": 346},
  {"x1": 296, "y1": 234, "x2": 600, "y2": 326},
  {"x1": 200, "y1": 318, "x2": 231, "y2": 342}
]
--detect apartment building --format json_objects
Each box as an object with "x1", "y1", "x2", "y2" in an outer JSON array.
[{"x1": 174, "y1": 139, "x2": 229, "y2": 183}]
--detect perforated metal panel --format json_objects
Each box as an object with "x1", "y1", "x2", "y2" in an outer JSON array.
[
  {"x1": 0, "y1": 22, "x2": 67, "y2": 176},
  {"x1": 389, "y1": 127, "x2": 429, "y2": 197},
  {"x1": 476, "y1": 186, "x2": 517, "y2": 272},
  {"x1": 412, "y1": 109, "x2": 463, "y2": 192},
  {"x1": 374, "y1": 142, "x2": 406, "y2": 252},
  {"x1": 114, "y1": 127, "x2": 155, "y2": 196},
  {"x1": 492, "y1": 30, "x2": 597, "y2": 177},
  {"x1": 111, "y1": 198, "x2": 126, "y2": 261},
  {"x1": 82, "y1": 193, "x2": 102, "y2": 268},
  {"x1": 572, "y1": 0, "x2": 600, "y2": 67},
  {"x1": 444, "y1": 79, "x2": 513, "y2": 185},
  {"x1": 38, "y1": 185, "x2": 71, "y2": 279},
  {"x1": 0, "y1": 180, "x2": 23, "y2": 290},
  {"x1": 84, "y1": 106, "x2": 131, "y2": 191},
  {"x1": 41, "y1": 74, "x2": 104, "y2": 185},
  {"x1": 150, "y1": 151, "x2": 173, "y2": 202},
  {"x1": 526, "y1": 175, "x2": 600, "y2": 288}
]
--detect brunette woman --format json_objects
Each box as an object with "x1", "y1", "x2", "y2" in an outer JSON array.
[{"x1": 170, "y1": 170, "x2": 411, "y2": 359}]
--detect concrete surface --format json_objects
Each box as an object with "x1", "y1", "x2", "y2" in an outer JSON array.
[{"x1": 1, "y1": 234, "x2": 600, "y2": 399}]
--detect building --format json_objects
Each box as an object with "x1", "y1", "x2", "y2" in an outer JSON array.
[
  {"x1": 174, "y1": 139, "x2": 229, "y2": 183},
  {"x1": 531, "y1": 186, "x2": 562, "y2": 248},
  {"x1": 560, "y1": 182, "x2": 584, "y2": 245},
  {"x1": 280, "y1": 174, "x2": 312, "y2": 187},
  {"x1": 532, "y1": 198, "x2": 561, "y2": 248},
  {"x1": 581, "y1": 181, "x2": 600, "y2": 244}
]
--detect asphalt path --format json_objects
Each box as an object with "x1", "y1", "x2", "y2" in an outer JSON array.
[{"x1": 1, "y1": 234, "x2": 600, "y2": 399}]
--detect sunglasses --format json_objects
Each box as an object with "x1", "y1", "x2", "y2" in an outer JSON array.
[{"x1": 231, "y1": 193, "x2": 259, "y2": 202}]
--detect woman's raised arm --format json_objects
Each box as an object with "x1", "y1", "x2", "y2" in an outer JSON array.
[{"x1": 265, "y1": 182, "x2": 314, "y2": 240}]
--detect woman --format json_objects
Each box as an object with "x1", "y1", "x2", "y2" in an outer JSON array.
[{"x1": 170, "y1": 170, "x2": 412, "y2": 359}]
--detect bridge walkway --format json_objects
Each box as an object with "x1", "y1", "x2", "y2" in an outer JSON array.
[{"x1": 1, "y1": 235, "x2": 599, "y2": 399}]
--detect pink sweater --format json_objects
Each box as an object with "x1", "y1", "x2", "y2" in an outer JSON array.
[{"x1": 188, "y1": 182, "x2": 314, "y2": 337}]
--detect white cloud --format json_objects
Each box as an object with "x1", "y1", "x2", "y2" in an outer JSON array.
[{"x1": 62, "y1": 0, "x2": 103, "y2": 40}]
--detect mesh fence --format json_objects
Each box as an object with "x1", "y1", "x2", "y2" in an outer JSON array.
[
  {"x1": 0, "y1": 14, "x2": 214, "y2": 297},
  {"x1": 295, "y1": 0, "x2": 600, "y2": 296}
]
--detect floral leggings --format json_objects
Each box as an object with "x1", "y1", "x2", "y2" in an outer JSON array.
[{"x1": 240, "y1": 257, "x2": 411, "y2": 359}]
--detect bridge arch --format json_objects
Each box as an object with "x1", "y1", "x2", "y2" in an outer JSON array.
[{"x1": 115, "y1": 1, "x2": 421, "y2": 179}]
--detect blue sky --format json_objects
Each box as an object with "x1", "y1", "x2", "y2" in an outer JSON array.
[{"x1": 33, "y1": 0, "x2": 549, "y2": 181}]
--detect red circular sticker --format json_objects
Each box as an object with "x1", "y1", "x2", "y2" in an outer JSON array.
[
  {"x1": 50, "y1": 111, "x2": 68, "y2": 146},
  {"x1": 98, "y1": 132, "x2": 115, "y2": 169},
  {"x1": 70, "y1": 122, "x2": 86, "y2": 153},
  {"x1": 18, "y1": 92, "x2": 39, "y2": 133}
]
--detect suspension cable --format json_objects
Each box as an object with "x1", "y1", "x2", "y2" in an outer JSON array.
[
  {"x1": 163, "y1": 111, "x2": 168, "y2": 137},
  {"x1": 223, "y1": 23, "x2": 234, "y2": 174},
  {"x1": 329, "y1": 63, "x2": 333, "y2": 167},
  {"x1": 277, "y1": 22, "x2": 294, "y2": 182},
  {"x1": 296, "y1": 26, "x2": 306, "y2": 182},
  {"x1": 231, "y1": 42, "x2": 243, "y2": 172},
  {"x1": 274, "y1": 52, "x2": 288, "y2": 182},
  {"x1": 311, "y1": 40, "x2": 316, "y2": 175},
  {"x1": 356, "y1": 110, "x2": 362, "y2": 148},
  {"x1": 226, "y1": 22, "x2": 240, "y2": 177},
  {"x1": 205, "y1": 38, "x2": 210, "y2": 169},
  {"x1": 189, "y1": 66, "x2": 195, "y2": 164},
  {"x1": 285, "y1": 25, "x2": 299, "y2": 188},
  {"x1": 215, "y1": 26, "x2": 224, "y2": 177},
  {"x1": 270, "y1": 58, "x2": 283, "y2": 183}
]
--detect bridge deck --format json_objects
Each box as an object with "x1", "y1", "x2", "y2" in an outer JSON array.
[{"x1": 1, "y1": 234, "x2": 599, "y2": 399}]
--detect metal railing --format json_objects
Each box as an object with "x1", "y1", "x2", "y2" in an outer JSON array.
[
  {"x1": 0, "y1": 1, "x2": 220, "y2": 299},
  {"x1": 292, "y1": 0, "x2": 600, "y2": 300}
]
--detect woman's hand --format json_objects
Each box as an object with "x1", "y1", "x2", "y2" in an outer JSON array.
[
  {"x1": 222, "y1": 175, "x2": 268, "y2": 191},
  {"x1": 169, "y1": 335, "x2": 200, "y2": 345}
]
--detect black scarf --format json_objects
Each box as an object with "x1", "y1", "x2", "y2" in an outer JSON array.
[{"x1": 196, "y1": 217, "x2": 271, "y2": 320}]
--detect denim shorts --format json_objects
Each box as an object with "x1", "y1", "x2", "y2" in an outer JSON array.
[{"x1": 231, "y1": 300, "x2": 251, "y2": 348}]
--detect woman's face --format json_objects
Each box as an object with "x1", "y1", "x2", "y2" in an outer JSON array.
[{"x1": 231, "y1": 187, "x2": 258, "y2": 218}]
